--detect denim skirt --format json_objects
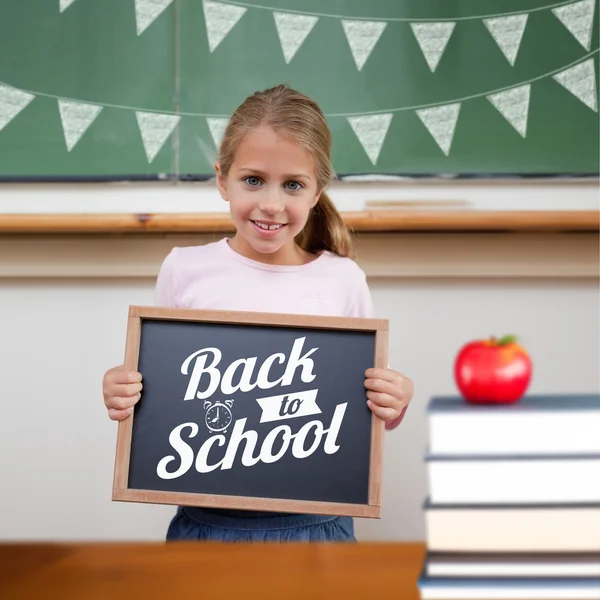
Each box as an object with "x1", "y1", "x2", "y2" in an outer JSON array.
[{"x1": 166, "y1": 506, "x2": 356, "y2": 543}]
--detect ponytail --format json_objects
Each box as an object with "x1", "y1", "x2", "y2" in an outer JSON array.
[{"x1": 296, "y1": 191, "x2": 353, "y2": 258}]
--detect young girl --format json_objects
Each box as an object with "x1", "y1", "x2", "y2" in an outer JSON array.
[{"x1": 102, "y1": 84, "x2": 414, "y2": 543}]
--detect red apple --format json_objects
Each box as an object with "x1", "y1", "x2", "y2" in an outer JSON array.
[{"x1": 454, "y1": 335, "x2": 532, "y2": 404}]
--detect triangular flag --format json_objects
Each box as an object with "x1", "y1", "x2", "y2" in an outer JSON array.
[
  {"x1": 60, "y1": 0, "x2": 79, "y2": 12},
  {"x1": 203, "y1": 0, "x2": 247, "y2": 52},
  {"x1": 58, "y1": 100, "x2": 103, "y2": 151},
  {"x1": 207, "y1": 117, "x2": 229, "y2": 148},
  {"x1": 135, "y1": 111, "x2": 180, "y2": 163},
  {"x1": 410, "y1": 22, "x2": 456, "y2": 72},
  {"x1": 0, "y1": 84, "x2": 35, "y2": 133},
  {"x1": 341, "y1": 20, "x2": 387, "y2": 71},
  {"x1": 553, "y1": 58, "x2": 598, "y2": 112},
  {"x1": 552, "y1": 0, "x2": 596, "y2": 51},
  {"x1": 347, "y1": 113, "x2": 393, "y2": 164},
  {"x1": 487, "y1": 84, "x2": 531, "y2": 137},
  {"x1": 483, "y1": 14, "x2": 528, "y2": 66},
  {"x1": 134, "y1": 0, "x2": 174, "y2": 36},
  {"x1": 273, "y1": 13, "x2": 318, "y2": 64},
  {"x1": 416, "y1": 103, "x2": 461, "y2": 155}
]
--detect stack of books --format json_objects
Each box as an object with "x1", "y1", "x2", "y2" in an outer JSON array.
[{"x1": 418, "y1": 394, "x2": 600, "y2": 599}]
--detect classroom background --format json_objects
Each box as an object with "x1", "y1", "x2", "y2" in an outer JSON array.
[{"x1": 0, "y1": 0, "x2": 599, "y2": 547}]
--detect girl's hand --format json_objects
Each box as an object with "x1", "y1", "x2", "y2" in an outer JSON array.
[
  {"x1": 102, "y1": 365, "x2": 143, "y2": 421},
  {"x1": 364, "y1": 368, "x2": 414, "y2": 430}
]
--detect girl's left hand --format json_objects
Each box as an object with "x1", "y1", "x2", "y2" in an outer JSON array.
[{"x1": 364, "y1": 368, "x2": 414, "y2": 430}]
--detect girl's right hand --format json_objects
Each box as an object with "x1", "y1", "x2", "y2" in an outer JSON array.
[{"x1": 102, "y1": 365, "x2": 143, "y2": 421}]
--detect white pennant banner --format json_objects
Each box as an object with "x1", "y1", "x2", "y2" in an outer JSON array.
[
  {"x1": 553, "y1": 58, "x2": 598, "y2": 112},
  {"x1": 0, "y1": 85, "x2": 35, "y2": 133},
  {"x1": 60, "y1": 0, "x2": 79, "y2": 13},
  {"x1": 416, "y1": 103, "x2": 461, "y2": 155},
  {"x1": 135, "y1": 0, "x2": 175, "y2": 36},
  {"x1": 135, "y1": 111, "x2": 180, "y2": 162},
  {"x1": 552, "y1": 0, "x2": 596, "y2": 51},
  {"x1": 6, "y1": 2, "x2": 600, "y2": 167},
  {"x1": 484, "y1": 14, "x2": 528, "y2": 66},
  {"x1": 410, "y1": 22, "x2": 456, "y2": 73},
  {"x1": 347, "y1": 113, "x2": 393, "y2": 164},
  {"x1": 203, "y1": 0, "x2": 247, "y2": 52},
  {"x1": 487, "y1": 84, "x2": 531, "y2": 137},
  {"x1": 206, "y1": 117, "x2": 229, "y2": 148},
  {"x1": 273, "y1": 12, "x2": 318, "y2": 64},
  {"x1": 58, "y1": 100, "x2": 103, "y2": 151},
  {"x1": 342, "y1": 19, "x2": 387, "y2": 71}
]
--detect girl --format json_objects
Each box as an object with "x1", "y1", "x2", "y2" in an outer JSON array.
[{"x1": 102, "y1": 84, "x2": 414, "y2": 542}]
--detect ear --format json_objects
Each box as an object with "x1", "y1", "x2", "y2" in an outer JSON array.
[
  {"x1": 310, "y1": 189, "x2": 322, "y2": 209},
  {"x1": 215, "y1": 162, "x2": 228, "y2": 202}
]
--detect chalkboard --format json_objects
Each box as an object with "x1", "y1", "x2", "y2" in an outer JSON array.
[
  {"x1": 112, "y1": 306, "x2": 388, "y2": 517},
  {"x1": 0, "y1": 0, "x2": 598, "y2": 181}
]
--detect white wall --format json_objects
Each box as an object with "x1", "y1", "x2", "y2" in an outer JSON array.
[
  {"x1": 0, "y1": 273, "x2": 597, "y2": 542},
  {"x1": 0, "y1": 175, "x2": 597, "y2": 542}
]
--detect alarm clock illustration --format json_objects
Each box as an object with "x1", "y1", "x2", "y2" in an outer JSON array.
[{"x1": 203, "y1": 399, "x2": 234, "y2": 433}]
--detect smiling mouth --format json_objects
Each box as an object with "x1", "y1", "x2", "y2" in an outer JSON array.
[{"x1": 251, "y1": 220, "x2": 287, "y2": 231}]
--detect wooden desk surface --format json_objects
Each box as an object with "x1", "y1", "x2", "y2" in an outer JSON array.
[{"x1": 0, "y1": 541, "x2": 425, "y2": 599}]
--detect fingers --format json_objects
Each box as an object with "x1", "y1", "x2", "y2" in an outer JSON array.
[
  {"x1": 106, "y1": 394, "x2": 141, "y2": 412},
  {"x1": 365, "y1": 368, "x2": 412, "y2": 425},
  {"x1": 366, "y1": 390, "x2": 405, "y2": 424},
  {"x1": 105, "y1": 365, "x2": 142, "y2": 385},
  {"x1": 366, "y1": 390, "x2": 402, "y2": 409},
  {"x1": 108, "y1": 407, "x2": 134, "y2": 421},
  {"x1": 366, "y1": 401, "x2": 399, "y2": 423},
  {"x1": 111, "y1": 382, "x2": 143, "y2": 398},
  {"x1": 365, "y1": 370, "x2": 414, "y2": 401},
  {"x1": 364, "y1": 377, "x2": 399, "y2": 398},
  {"x1": 103, "y1": 365, "x2": 143, "y2": 418},
  {"x1": 127, "y1": 371, "x2": 143, "y2": 383},
  {"x1": 103, "y1": 382, "x2": 142, "y2": 409},
  {"x1": 365, "y1": 368, "x2": 403, "y2": 383}
]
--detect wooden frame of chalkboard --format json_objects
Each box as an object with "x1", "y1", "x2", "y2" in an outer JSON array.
[{"x1": 112, "y1": 305, "x2": 389, "y2": 518}]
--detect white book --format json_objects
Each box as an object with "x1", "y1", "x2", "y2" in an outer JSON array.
[
  {"x1": 427, "y1": 454, "x2": 600, "y2": 504},
  {"x1": 425, "y1": 552, "x2": 600, "y2": 578},
  {"x1": 425, "y1": 502, "x2": 600, "y2": 552},
  {"x1": 428, "y1": 395, "x2": 600, "y2": 455}
]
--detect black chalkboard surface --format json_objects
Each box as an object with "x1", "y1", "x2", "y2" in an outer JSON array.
[{"x1": 112, "y1": 306, "x2": 388, "y2": 518}]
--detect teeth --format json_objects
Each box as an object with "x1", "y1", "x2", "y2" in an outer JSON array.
[{"x1": 255, "y1": 222, "x2": 283, "y2": 230}]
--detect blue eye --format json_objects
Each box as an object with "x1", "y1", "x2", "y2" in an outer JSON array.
[
  {"x1": 244, "y1": 176, "x2": 262, "y2": 187},
  {"x1": 285, "y1": 181, "x2": 303, "y2": 191}
]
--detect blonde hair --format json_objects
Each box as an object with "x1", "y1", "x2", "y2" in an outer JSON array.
[{"x1": 217, "y1": 84, "x2": 353, "y2": 258}]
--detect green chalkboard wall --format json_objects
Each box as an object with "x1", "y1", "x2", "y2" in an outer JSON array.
[{"x1": 0, "y1": 0, "x2": 598, "y2": 180}]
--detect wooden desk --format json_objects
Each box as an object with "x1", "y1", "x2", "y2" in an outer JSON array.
[{"x1": 0, "y1": 542, "x2": 425, "y2": 599}]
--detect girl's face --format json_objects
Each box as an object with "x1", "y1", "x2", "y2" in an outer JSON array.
[{"x1": 216, "y1": 126, "x2": 321, "y2": 265}]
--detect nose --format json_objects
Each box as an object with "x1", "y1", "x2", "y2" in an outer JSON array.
[{"x1": 258, "y1": 186, "x2": 285, "y2": 215}]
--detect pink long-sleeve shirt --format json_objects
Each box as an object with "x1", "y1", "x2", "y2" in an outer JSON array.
[
  {"x1": 154, "y1": 237, "x2": 374, "y2": 318},
  {"x1": 153, "y1": 238, "x2": 404, "y2": 431}
]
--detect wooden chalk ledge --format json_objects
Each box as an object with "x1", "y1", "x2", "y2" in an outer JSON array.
[{"x1": 0, "y1": 211, "x2": 597, "y2": 233}]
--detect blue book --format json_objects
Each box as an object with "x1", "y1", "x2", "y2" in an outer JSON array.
[
  {"x1": 418, "y1": 572, "x2": 600, "y2": 599},
  {"x1": 428, "y1": 394, "x2": 600, "y2": 413}
]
